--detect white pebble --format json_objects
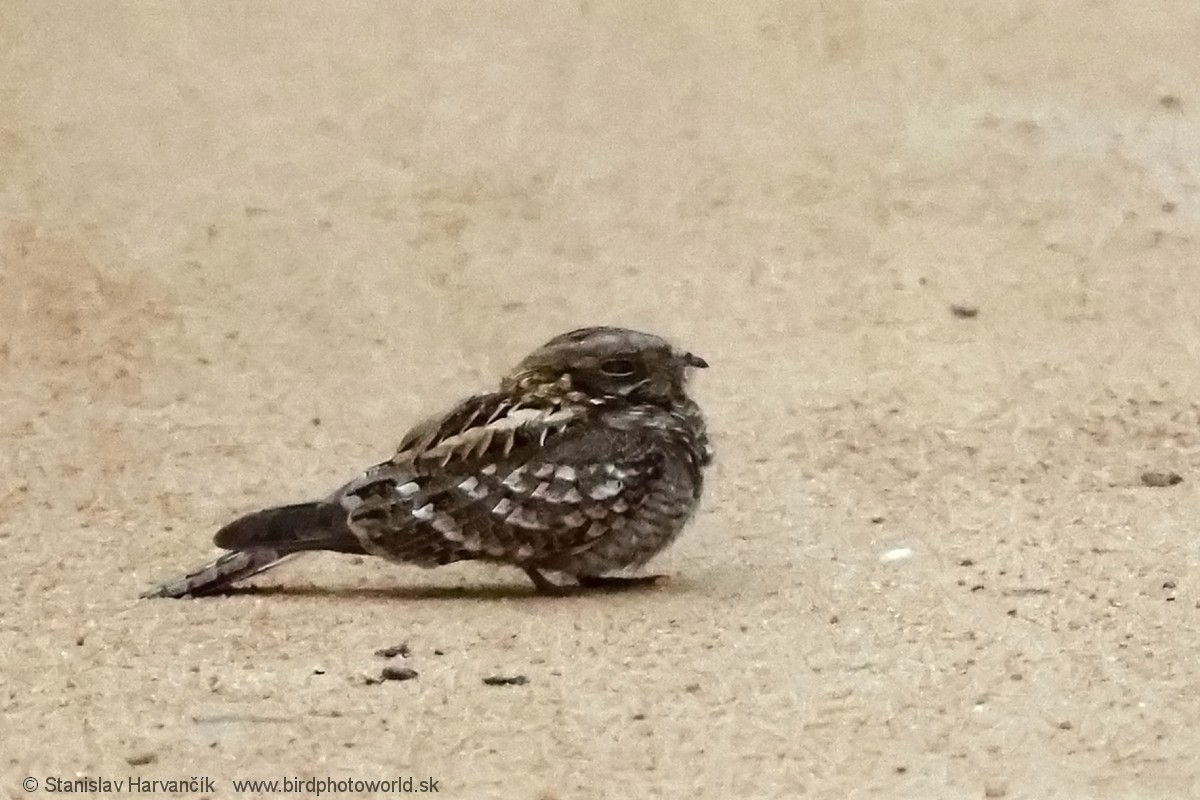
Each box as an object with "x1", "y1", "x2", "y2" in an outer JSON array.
[{"x1": 879, "y1": 547, "x2": 914, "y2": 563}]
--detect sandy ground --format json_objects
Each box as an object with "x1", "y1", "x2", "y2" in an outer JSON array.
[{"x1": 2, "y1": 2, "x2": 1200, "y2": 798}]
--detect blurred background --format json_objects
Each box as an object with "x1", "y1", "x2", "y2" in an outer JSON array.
[{"x1": 2, "y1": 3, "x2": 1198, "y2": 797}]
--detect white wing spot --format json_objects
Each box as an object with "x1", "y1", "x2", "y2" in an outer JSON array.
[
  {"x1": 506, "y1": 506, "x2": 547, "y2": 530},
  {"x1": 516, "y1": 544, "x2": 535, "y2": 560},
  {"x1": 433, "y1": 513, "x2": 464, "y2": 542},
  {"x1": 588, "y1": 480, "x2": 623, "y2": 500},
  {"x1": 396, "y1": 481, "x2": 420, "y2": 497},
  {"x1": 481, "y1": 464, "x2": 498, "y2": 476},
  {"x1": 558, "y1": 487, "x2": 583, "y2": 504},
  {"x1": 585, "y1": 521, "x2": 607, "y2": 539},
  {"x1": 412, "y1": 503, "x2": 435, "y2": 521},
  {"x1": 554, "y1": 465, "x2": 577, "y2": 481},
  {"x1": 484, "y1": 542, "x2": 507, "y2": 557},
  {"x1": 502, "y1": 467, "x2": 527, "y2": 490},
  {"x1": 605, "y1": 464, "x2": 637, "y2": 480},
  {"x1": 458, "y1": 476, "x2": 489, "y2": 499},
  {"x1": 492, "y1": 497, "x2": 514, "y2": 516},
  {"x1": 533, "y1": 463, "x2": 555, "y2": 479},
  {"x1": 529, "y1": 481, "x2": 550, "y2": 499},
  {"x1": 561, "y1": 510, "x2": 587, "y2": 528},
  {"x1": 611, "y1": 499, "x2": 630, "y2": 514}
]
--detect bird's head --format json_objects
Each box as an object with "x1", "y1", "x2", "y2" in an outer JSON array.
[{"x1": 501, "y1": 326, "x2": 708, "y2": 407}]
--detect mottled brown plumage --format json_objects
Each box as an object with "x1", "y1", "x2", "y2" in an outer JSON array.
[{"x1": 142, "y1": 326, "x2": 712, "y2": 598}]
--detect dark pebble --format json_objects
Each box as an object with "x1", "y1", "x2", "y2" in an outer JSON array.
[
  {"x1": 482, "y1": 675, "x2": 528, "y2": 686},
  {"x1": 374, "y1": 643, "x2": 411, "y2": 659},
  {"x1": 381, "y1": 666, "x2": 418, "y2": 682},
  {"x1": 1141, "y1": 471, "x2": 1183, "y2": 487}
]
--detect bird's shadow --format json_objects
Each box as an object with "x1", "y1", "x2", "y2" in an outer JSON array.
[{"x1": 206, "y1": 576, "x2": 692, "y2": 602}]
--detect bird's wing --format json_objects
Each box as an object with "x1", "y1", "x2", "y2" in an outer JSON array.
[
  {"x1": 330, "y1": 396, "x2": 665, "y2": 568},
  {"x1": 392, "y1": 392, "x2": 582, "y2": 471}
]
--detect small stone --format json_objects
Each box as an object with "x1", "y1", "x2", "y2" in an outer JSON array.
[
  {"x1": 1141, "y1": 471, "x2": 1183, "y2": 487},
  {"x1": 482, "y1": 675, "x2": 528, "y2": 686},
  {"x1": 1159, "y1": 94, "x2": 1181, "y2": 109},
  {"x1": 126, "y1": 751, "x2": 157, "y2": 766},
  {"x1": 374, "y1": 643, "x2": 411, "y2": 659},
  {"x1": 870, "y1": 515, "x2": 885, "y2": 524},
  {"x1": 950, "y1": 304, "x2": 979, "y2": 318},
  {"x1": 880, "y1": 547, "x2": 914, "y2": 563},
  {"x1": 380, "y1": 666, "x2": 418, "y2": 682},
  {"x1": 958, "y1": 558, "x2": 975, "y2": 567}
]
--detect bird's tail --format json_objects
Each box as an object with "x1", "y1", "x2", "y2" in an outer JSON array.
[
  {"x1": 140, "y1": 547, "x2": 297, "y2": 599},
  {"x1": 141, "y1": 501, "x2": 363, "y2": 599}
]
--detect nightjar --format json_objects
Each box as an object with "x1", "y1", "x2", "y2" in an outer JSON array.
[{"x1": 143, "y1": 326, "x2": 713, "y2": 597}]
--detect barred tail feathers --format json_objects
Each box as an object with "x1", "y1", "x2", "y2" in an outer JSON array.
[
  {"x1": 140, "y1": 548, "x2": 294, "y2": 598},
  {"x1": 142, "y1": 501, "x2": 363, "y2": 599}
]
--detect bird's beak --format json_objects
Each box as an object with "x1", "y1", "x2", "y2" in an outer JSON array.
[{"x1": 682, "y1": 351, "x2": 709, "y2": 369}]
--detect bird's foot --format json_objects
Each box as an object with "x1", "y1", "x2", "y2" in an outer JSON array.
[{"x1": 523, "y1": 568, "x2": 573, "y2": 596}]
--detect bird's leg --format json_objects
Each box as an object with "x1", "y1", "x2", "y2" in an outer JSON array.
[
  {"x1": 576, "y1": 574, "x2": 667, "y2": 591},
  {"x1": 523, "y1": 568, "x2": 571, "y2": 595}
]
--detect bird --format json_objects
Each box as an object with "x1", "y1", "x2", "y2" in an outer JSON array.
[{"x1": 141, "y1": 326, "x2": 713, "y2": 598}]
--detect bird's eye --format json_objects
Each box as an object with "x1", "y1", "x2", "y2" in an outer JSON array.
[{"x1": 600, "y1": 358, "x2": 638, "y2": 377}]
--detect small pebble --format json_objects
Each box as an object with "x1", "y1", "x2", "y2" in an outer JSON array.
[
  {"x1": 950, "y1": 304, "x2": 979, "y2": 318},
  {"x1": 381, "y1": 666, "x2": 418, "y2": 682},
  {"x1": 483, "y1": 675, "x2": 528, "y2": 686},
  {"x1": 1141, "y1": 471, "x2": 1183, "y2": 487},
  {"x1": 880, "y1": 547, "x2": 914, "y2": 563},
  {"x1": 126, "y1": 752, "x2": 157, "y2": 766},
  {"x1": 374, "y1": 643, "x2": 411, "y2": 659}
]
